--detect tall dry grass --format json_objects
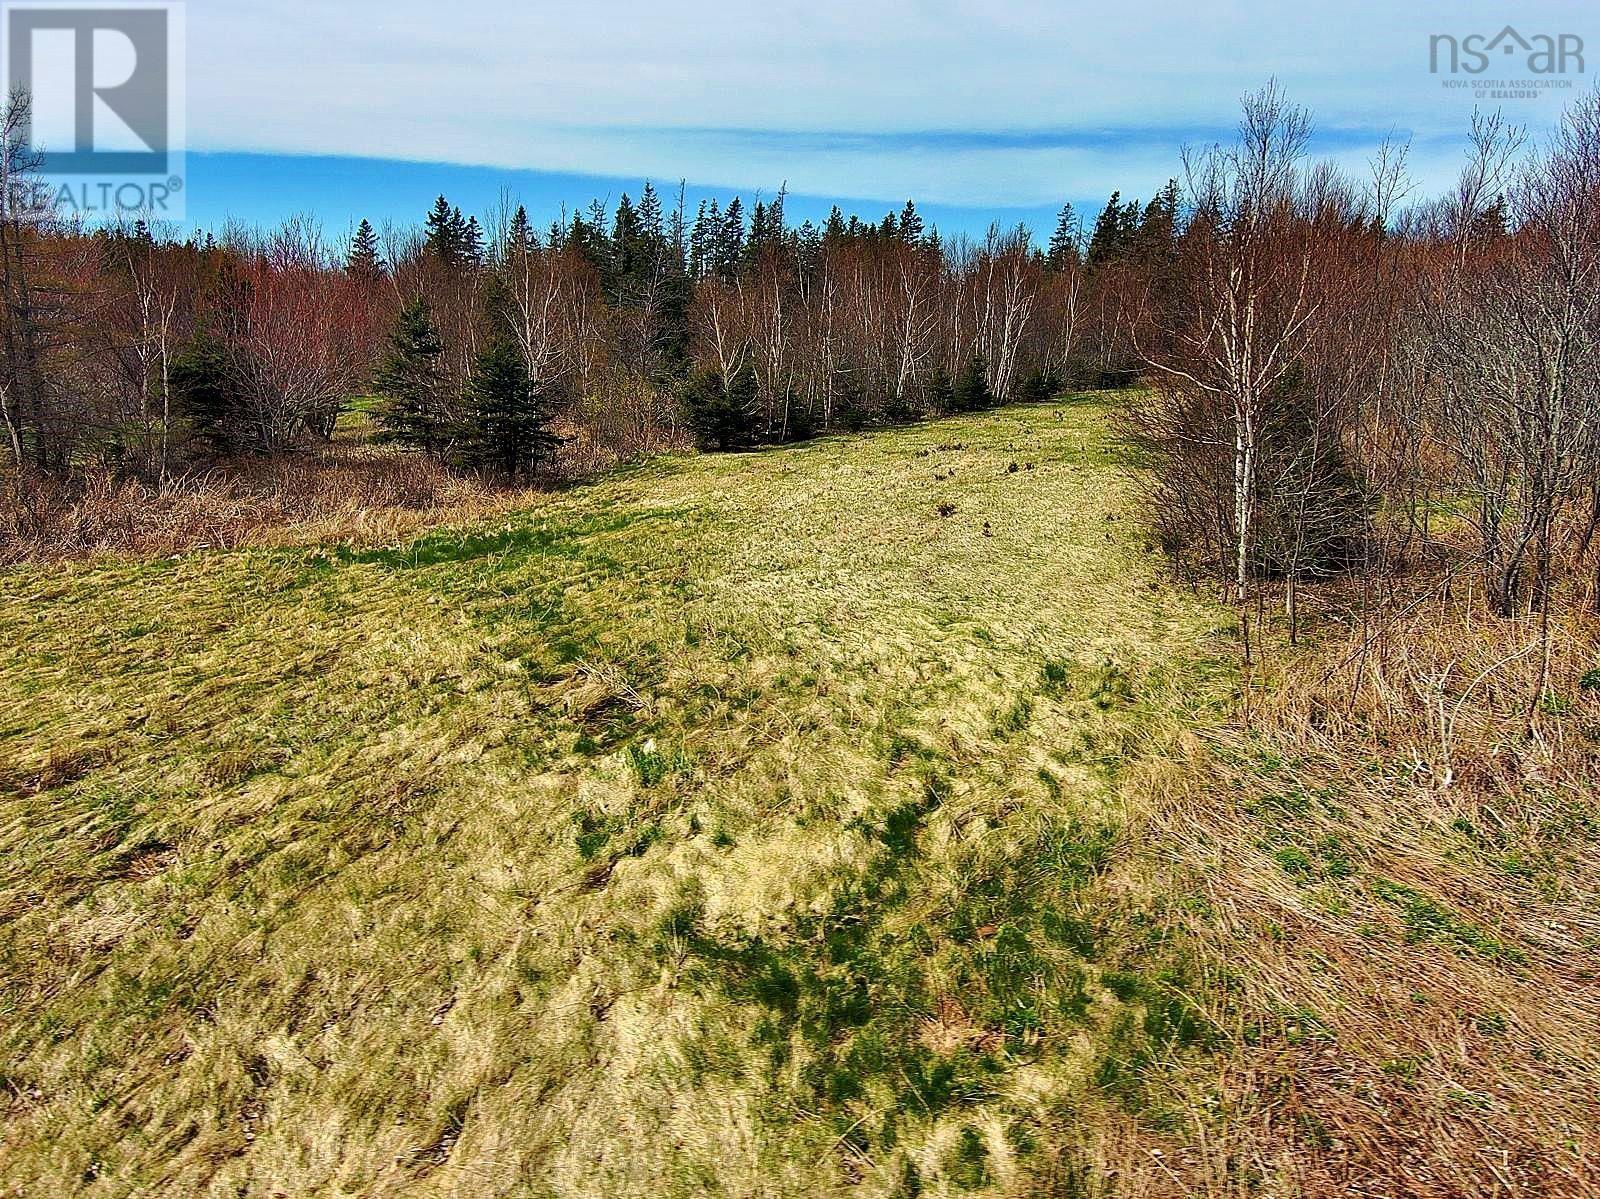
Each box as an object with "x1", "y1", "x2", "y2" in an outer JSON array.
[
  {"x1": 1141, "y1": 570, "x2": 1600, "y2": 1197},
  {"x1": 1, "y1": 392, "x2": 693, "y2": 563},
  {"x1": 0, "y1": 445, "x2": 551, "y2": 562}
]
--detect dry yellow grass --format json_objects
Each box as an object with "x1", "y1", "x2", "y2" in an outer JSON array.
[
  {"x1": 7, "y1": 398, "x2": 1594, "y2": 1197},
  {"x1": 0, "y1": 394, "x2": 691, "y2": 564},
  {"x1": 1145, "y1": 587, "x2": 1600, "y2": 1196},
  {"x1": 0, "y1": 398, "x2": 1235, "y2": 1197},
  {"x1": 0, "y1": 444, "x2": 545, "y2": 564}
]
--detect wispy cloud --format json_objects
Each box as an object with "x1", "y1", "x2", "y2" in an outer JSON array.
[{"x1": 182, "y1": 0, "x2": 1593, "y2": 215}]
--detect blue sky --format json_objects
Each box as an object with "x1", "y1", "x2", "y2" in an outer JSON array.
[{"x1": 174, "y1": 0, "x2": 1594, "y2": 239}]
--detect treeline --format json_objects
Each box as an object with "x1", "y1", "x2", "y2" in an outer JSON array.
[
  {"x1": 6, "y1": 80, "x2": 1598, "y2": 653},
  {"x1": 350, "y1": 180, "x2": 1172, "y2": 456},
  {"x1": 0, "y1": 83, "x2": 1174, "y2": 484}
]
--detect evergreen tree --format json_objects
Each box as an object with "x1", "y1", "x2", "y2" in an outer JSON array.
[
  {"x1": 575, "y1": 200, "x2": 614, "y2": 277},
  {"x1": 952, "y1": 353, "x2": 993, "y2": 412},
  {"x1": 611, "y1": 193, "x2": 642, "y2": 293},
  {"x1": 1469, "y1": 195, "x2": 1508, "y2": 241},
  {"x1": 667, "y1": 181, "x2": 689, "y2": 271},
  {"x1": 718, "y1": 197, "x2": 745, "y2": 279},
  {"x1": 1087, "y1": 191, "x2": 1129, "y2": 269},
  {"x1": 506, "y1": 205, "x2": 535, "y2": 259},
  {"x1": 795, "y1": 219, "x2": 823, "y2": 277},
  {"x1": 745, "y1": 192, "x2": 786, "y2": 265},
  {"x1": 1016, "y1": 367, "x2": 1060, "y2": 402},
  {"x1": 768, "y1": 185, "x2": 787, "y2": 241},
  {"x1": 638, "y1": 181, "x2": 664, "y2": 246},
  {"x1": 373, "y1": 298, "x2": 448, "y2": 452},
  {"x1": 461, "y1": 215, "x2": 484, "y2": 266},
  {"x1": 424, "y1": 196, "x2": 458, "y2": 261},
  {"x1": 924, "y1": 364, "x2": 954, "y2": 414},
  {"x1": 747, "y1": 200, "x2": 770, "y2": 266},
  {"x1": 347, "y1": 218, "x2": 384, "y2": 279},
  {"x1": 690, "y1": 199, "x2": 714, "y2": 279},
  {"x1": 567, "y1": 208, "x2": 609, "y2": 275},
  {"x1": 898, "y1": 199, "x2": 924, "y2": 244},
  {"x1": 1133, "y1": 179, "x2": 1180, "y2": 265},
  {"x1": 834, "y1": 371, "x2": 868, "y2": 430},
  {"x1": 1121, "y1": 196, "x2": 1142, "y2": 236},
  {"x1": 679, "y1": 363, "x2": 754, "y2": 449},
  {"x1": 171, "y1": 333, "x2": 235, "y2": 455},
  {"x1": 1046, "y1": 203, "x2": 1079, "y2": 271},
  {"x1": 651, "y1": 267, "x2": 694, "y2": 374},
  {"x1": 823, "y1": 206, "x2": 847, "y2": 243},
  {"x1": 461, "y1": 335, "x2": 560, "y2": 477}
]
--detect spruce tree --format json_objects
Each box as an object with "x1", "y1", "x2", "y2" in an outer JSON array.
[
  {"x1": 834, "y1": 371, "x2": 868, "y2": 430},
  {"x1": 952, "y1": 353, "x2": 993, "y2": 412},
  {"x1": 462, "y1": 336, "x2": 560, "y2": 477},
  {"x1": 924, "y1": 364, "x2": 954, "y2": 414},
  {"x1": 1119, "y1": 196, "x2": 1142, "y2": 243},
  {"x1": 347, "y1": 218, "x2": 384, "y2": 279},
  {"x1": 690, "y1": 200, "x2": 714, "y2": 279},
  {"x1": 795, "y1": 219, "x2": 822, "y2": 277},
  {"x1": 679, "y1": 362, "x2": 755, "y2": 449},
  {"x1": 373, "y1": 297, "x2": 448, "y2": 452},
  {"x1": 571, "y1": 200, "x2": 613, "y2": 277},
  {"x1": 1046, "y1": 204, "x2": 1079, "y2": 271},
  {"x1": 567, "y1": 210, "x2": 601, "y2": 272},
  {"x1": 1133, "y1": 179, "x2": 1180, "y2": 265},
  {"x1": 768, "y1": 185, "x2": 786, "y2": 239},
  {"x1": 718, "y1": 198, "x2": 745, "y2": 279},
  {"x1": 898, "y1": 199, "x2": 924, "y2": 244},
  {"x1": 506, "y1": 205, "x2": 535, "y2": 259},
  {"x1": 747, "y1": 200, "x2": 769, "y2": 266},
  {"x1": 611, "y1": 193, "x2": 641, "y2": 291},
  {"x1": 1469, "y1": 196, "x2": 1508, "y2": 241},
  {"x1": 461, "y1": 215, "x2": 485, "y2": 267},
  {"x1": 679, "y1": 369, "x2": 736, "y2": 450},
  {"x1": 425, "y1": 196, "x2": 458, "y2": 262},
  {"x1": 171, "y1": 333, "x2": 236, "y2": 455},
  {"x1": 1086, "y1": 191, "x2": 1125, "y2": 269},
  {"x1": 667, "y1": 182, "x2": 689, "y2": 271},
  {"x1": 638, "y1": 181, "x2": 664, "y2": 246}
]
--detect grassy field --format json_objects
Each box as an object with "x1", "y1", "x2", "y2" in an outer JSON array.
[{"x1": 0, "y1": 397, "x2": 1247, "y2": 1197}]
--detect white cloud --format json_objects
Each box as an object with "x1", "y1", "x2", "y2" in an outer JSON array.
[{"x1": 188, "y1": 0, "x2": 1594, "y2": 205}]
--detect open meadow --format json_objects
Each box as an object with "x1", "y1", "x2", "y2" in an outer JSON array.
[
  {"x1": 1, "y1": 398, "x2": 1241, "y2": 1196},
  {"x1": 5, "y1": 397, "x2": 1598, "y2": 1198}
]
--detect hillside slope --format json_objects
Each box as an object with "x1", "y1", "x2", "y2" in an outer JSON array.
[{"x1": 0, "y1": 399, "x2": 1236, "y2": 1197}]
